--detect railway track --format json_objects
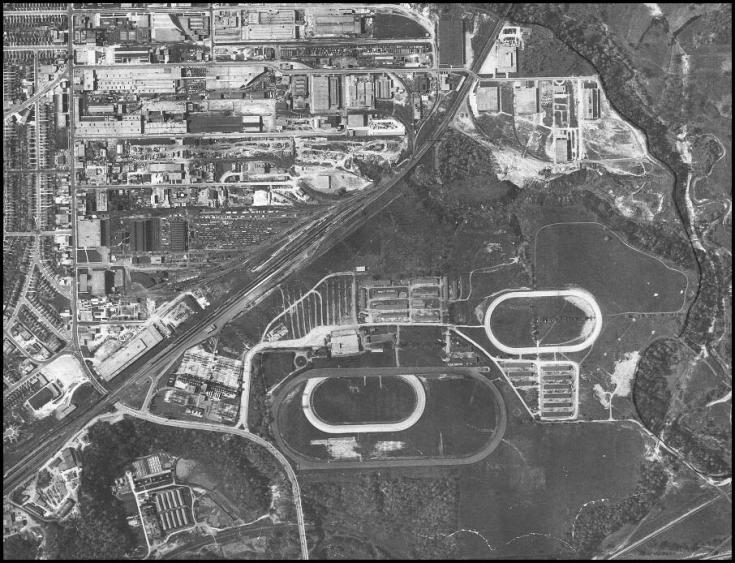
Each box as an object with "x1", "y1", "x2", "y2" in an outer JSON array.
[{"x1": 4, "y1": 3, "x2": 511, "y2": 499}]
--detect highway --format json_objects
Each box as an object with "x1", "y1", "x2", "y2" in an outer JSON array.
[
  {"x1": 3, "y1": 73, "x2": 68, "y2": 122},
  {"x1": 605, "y1": 493, "x2": 728, "y2": 560},
  {"x1": 2, "y1": 0, "x2": 510, "y2": 525}
]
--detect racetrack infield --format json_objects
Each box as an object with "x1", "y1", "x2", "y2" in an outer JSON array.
[
  {"x1": 270, "y1": 367, "x2": 507, "y2": 470},
  {"x1": 488, "y1": 295, "x2": 591, "y2": 349},
  {"x1": 309, "y1": 375, "x2": 418, "y2": 425}
]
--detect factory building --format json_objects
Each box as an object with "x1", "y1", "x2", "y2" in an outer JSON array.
[
  {"x1": 242, "y1": 115, "x2": 263, "y2": 132},
  {"x1": 111, "y1": 26, "x2": 151, "y2": 43},
  {"x1": 113, "y1": 47, "x2": 150, "y2": 64},
  {"x1": 208, "y1": 356, "x2": 242, "y2": 398},
  {"x1": 186, "y1": 15, "x2": 207, "y2": 30},
  {"x1": 97, "y1": 324, "x2": 166, "y2": 381},
  {"x1": 329, "y1": 76, "x2": 341, "y2": 109},
  {"x1": 583, "y1": 83, "x2": 601, "y2": 120},
  {"x1": 493, "y1": 44, "x2": 517, "y2": 74},
  {"x1": 374, "y1": 76, "x2": 393, "y2": 100},
  {"x1": 245, "y1": 9, "x2": 296, "y2": 40},
  {"x1": 144, "y1": 120, "x2": 188, "y2": 135},
  {"x1": 93, "y1": 67, "x2": 180, "y2": 93},
  {"x1": 149, "y1": 162, "x2": 185, "y2": 184},
  {"x1": 313, "y1": 10, "x2": 361, "y2": 36},
  {"x1": 344, "y1": 75, "x2": 374, "y2": 108},
  {"x1": 86, "y1": 103, "x2": 115, "y2": 115},
  {"x1": 555, "y1": 134, "x2": 571, "y2": 163},
  {"x1": 292, "y1": 75, "x2": 308, "y2": 97},
  {"x1": 311, "y1": 76, "x2": 330, "y2": 112},
  {"x1": 76, "y1": 115, "x2": 142, "y2": 136},
  {"x1": 130, "y1": 218, "x2": 161, "y2": 252},
  {"x1": 292, "y1": 75, "x2": 309, "y2": 109},
  {"x1": 173, "y1": 347, "x2": 242, "y2": 400}
]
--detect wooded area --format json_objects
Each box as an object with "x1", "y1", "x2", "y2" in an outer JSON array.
[{"x1": 42, "y1": 418, "x2": 284, "y2": 558}]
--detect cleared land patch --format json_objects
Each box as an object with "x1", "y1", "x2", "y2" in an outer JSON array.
[{"x1": 371, "y1": 13, "x2": 429, "y2": 39}]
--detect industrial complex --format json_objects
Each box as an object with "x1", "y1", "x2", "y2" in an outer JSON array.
[{"x1": 5, "y1": 2, "x2": 725, "y2": 561}]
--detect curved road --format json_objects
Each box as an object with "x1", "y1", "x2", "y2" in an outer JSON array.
[{"x1": 115, "y1": 404, "x2": 309, "y2": 560}]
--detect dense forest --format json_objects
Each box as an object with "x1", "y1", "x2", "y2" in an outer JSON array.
[
  {"x1": 632, "y1": 339, "x2": 681, "y2": 434},
  {"x1": 2, "y1": 533, "x2": 40, "y2": 560},
  {"x1": 302, "y1": 472, "x2": 459, "y2": 559},
  {"x1": 634, "y1": 338, "x2": 731, "y2": 477},
  {"x1": 42, "y1": 417, "x2": 284, "y2": 558}
]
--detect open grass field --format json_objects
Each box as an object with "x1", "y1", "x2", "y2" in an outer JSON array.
[
  {"x1": 216, "y1": 290, "x2": 283, "y2": 356},
  {"x1": 457, "y1": 420, "x2": 647, "y2": 558},
  {"x1": 149, "y1": 394, "x2": 208, "y2": 424},
  {"x1": 257, "y1": 351, "x2": 297, "y2": 389},
  {"x1": 372, "y1": 13, "x2": 429, "y2": 39},
  {"x1": 396, "y1": 325, "x2": 445, "y2": 367},
  {"x1": 453, "y1": 325, "x2": 508, "y2": 359},
  {"x1": 311, "y1": 376, "x2": 417, "y2": 424},
  {"x1": 118, "y1": 375, "x2": 152, "y2": 410},
  {"x1": 576, "y1": 314, "x2": 683, "y2": 421},
  {"x1": 534, "y1": 222, "x2": 688, "y2": 314}
]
